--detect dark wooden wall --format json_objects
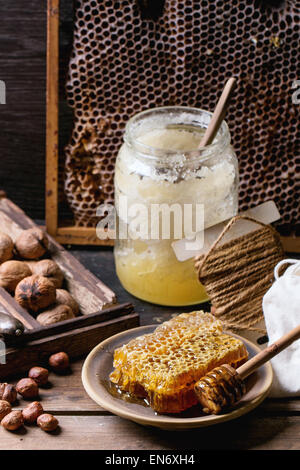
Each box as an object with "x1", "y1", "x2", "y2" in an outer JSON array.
[{"x1": 0, "y1": 0, "x2": 73, "y2": 220}]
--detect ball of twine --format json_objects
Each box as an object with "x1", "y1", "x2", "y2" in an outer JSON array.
[{"x1": 195, "y1": 216, "x2": 285, "y2": 333}]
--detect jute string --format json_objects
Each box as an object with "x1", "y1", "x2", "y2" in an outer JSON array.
[{"x1": 195, "y1": 216, "x2": 285, "y2": 333}]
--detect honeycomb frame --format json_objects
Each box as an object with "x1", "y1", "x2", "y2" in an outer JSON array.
[{"x1": 46, "y1": 0, "x2": 299, "y2": 247}]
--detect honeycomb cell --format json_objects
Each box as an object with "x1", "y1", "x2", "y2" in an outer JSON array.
[
  {"x1": 64, "y1": 0, "x2": 299, "y2": 229},
  {"x1": 110, "y1": 311, "x2": 248, "y2": 413}
]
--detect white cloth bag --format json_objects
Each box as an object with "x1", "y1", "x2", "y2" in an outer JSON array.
[{"x1": 263, "y1": 259, "x2": 300, "y2": 397}]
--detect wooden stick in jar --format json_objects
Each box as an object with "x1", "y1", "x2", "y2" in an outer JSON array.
[{"x1": 198, "y1": 77, "x2": 236, "y2": 148}]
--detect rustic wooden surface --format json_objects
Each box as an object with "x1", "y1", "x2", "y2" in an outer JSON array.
[{"x1": 0, "y1": 247, "x2": 300, "y2": 450}]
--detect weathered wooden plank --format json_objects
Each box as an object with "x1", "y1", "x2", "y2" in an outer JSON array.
[
  {"x1": 2, "y1": 354, "x2": 300, "y2": 450},
  {"x1": 1, "y1": 413, "x2": 300, "y2": 450},
  {"x1": 0, "y1": 196, "x2": 141, "y2": 378},
  {"x1": 0, "y1": 197, "x2": 117, "y2": 310},
  {"x1": 0, "y1": 312, "x2": 139, "y2": 379},
  {"x1": 7, "y1": 357, "x2": 300, "y2": 414},
  {"x1": 46, "y1": 0, "x2": 59, "y2": 236},
  {"x1": 56, "y1": 226, "x2": 114, "y2": 247},
  {"x1": 18, "y1": 303, "x2": 134, "y2": 343},
  {"x1": 11, "y1": 359, "x2": 104, "y2": 413},
  {"x1": 0, "y1": 0, "x2": 73, "y2": 220},
  {"x1": 0, "y1": 288, "x2": 39, "y2": 330},
  {"x1": 262, "y1": 399, "x2": 300, "y2": 414}
]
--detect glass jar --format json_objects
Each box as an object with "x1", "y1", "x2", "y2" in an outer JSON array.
[{"x1": 114, "y1": 106, "x2": 239, "y2": 306}]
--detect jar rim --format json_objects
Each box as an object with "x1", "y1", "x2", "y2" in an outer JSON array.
[{"x1": 124, "y1": 106, "x2": 231, "y2": 160}]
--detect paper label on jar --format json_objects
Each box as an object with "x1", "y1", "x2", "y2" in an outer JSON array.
[{"x1": 171, "y1": 201, "x2": 281, "y2": 262}]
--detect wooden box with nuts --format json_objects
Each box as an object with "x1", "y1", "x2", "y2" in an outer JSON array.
[{"x1": 0, "y1": 196, "x2": 139, "y2": 378}]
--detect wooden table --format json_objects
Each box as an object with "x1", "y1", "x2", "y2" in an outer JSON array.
[{"x1": 1, "y1": 248, "x2": 300, "y2": 450}]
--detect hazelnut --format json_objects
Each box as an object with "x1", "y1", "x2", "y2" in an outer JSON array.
[
  {"x1": 37, "y1": 413, "x2": 58, "y2": 432},
  {"x1": 0, "y1": 400, "x2": 12, "y2": 421},
  {"x1": 0, "y1": 383, "x2": 17, "y2": 404},
  {"x1": 49, "y1": 352, "x2": 70, "y2": 372},
  {"x1": 56, "y1": 289, "x2": 80, "y2": 316},
  {"x1": 28, "y1": 366, "x2": 49, "y2": 386},
  {"x1": 1, "y1": 410, "x2": 23, "y2": 431},
  {"x1": 15, "y1": 228, "x2": 48, "y2": 260},
  {"x1": 0, "y1": 260, "x2": 32, "y2": 292},
  {"x1": 22, "y1": 401, "x2": 44, "y2": 424},
  {"x1": 37, "y1": 304, "x2": 74, "y2": 326},
  {"x1": 0, "y1": 232, "x2": 13, "y2": 264},
  {"x1": 16, "y1": 378, "x2": 39, "y2": 399},
  {"x1": 15, "y1": 275, "x2": 56, "y2": 313},
  {"x1": 32, "y1": 259, "x2": 64, "y2": 288}
]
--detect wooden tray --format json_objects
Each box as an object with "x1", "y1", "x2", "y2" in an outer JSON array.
[{"x1": 0, "y1": 196, "x2": 139, "y2": 378}]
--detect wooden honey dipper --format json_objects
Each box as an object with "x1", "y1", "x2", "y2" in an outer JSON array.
[{"x1": 194, "y1": 324, "x2": 300, "y2": 414}]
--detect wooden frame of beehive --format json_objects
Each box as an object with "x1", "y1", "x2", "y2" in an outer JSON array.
[
  {"x1": 46, "y1": 0, "x2": 299, "y2": 251},
  {"x1": 46, "y1": 0, "x2": 113, "y2": 246}
]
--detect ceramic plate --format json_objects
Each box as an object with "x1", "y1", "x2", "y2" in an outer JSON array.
[{"x1": 82, "y1": 325, "x2": 273, "y2": 430}]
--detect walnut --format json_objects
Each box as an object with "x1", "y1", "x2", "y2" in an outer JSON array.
[
  {"x1": 22, "y1": 401, "x2": 44, "y2": 424},
  {"x1": 48, "y1": 352, "x2": 70, "y2": 372},
  {"x1": 25, "y1": 260, "x2": 38, "y2": 272},
  {"x1": 0, "y1": 232, "x2": 13, "y2": 264},
  {"x1": 56, "y1": 289, "x2": 80, "y2": 316},
  {"x1": 28, "y1": 366, "x2": 49, "y2": 386},
  {"x1": 0, "y1": 260, "x2": 32, "y2": 292},
  {"x1": 0, "y1": 400, "x2": 12, "y2": 421},
  {"x1": 36, "y1": 304, "x2": 74, "y2": 326},
  {"x1": 0, "y1": 383, "x2": 17, "y2": 404},
  {"x1": 31, "y1": 259, "x2": 64, "y2": 288},
  {"x1": 15, "y1": 275, "x2": 56, "y2": 313},
  {"x1": 1, "y1": 410, "x2": 24, "y2": 431},
  {"x1": 15, "y1": 228, "x2": 49, "y2": 260},
  {"x1": 37, "y1": 413, "x2": 59, "y2": 432},
  {"x1": 16, "y1": 378, "x2": 39, "y2": 399}
]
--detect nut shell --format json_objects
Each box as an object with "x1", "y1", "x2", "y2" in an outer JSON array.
[
  {"x1": 56, "y1": 289, "x2": 80, "y2": 316},
  {"x1": 28, "y1": 366, "x2": 49, "y2": 386},
  {"x1": 1, "y1": 410, "x2": 23, "y2": 431},
  {"x1": 0, "y1": 400, "x2": 12, "y2": 421},
  {"x1": 22, "y1": 401, "x2": 44, "y2": 424},
  {"x1": 37, "y1": 304, "x2": 74, "y2": 326},
  {"x1": 15, "y1": 228, "x2": 48, "y2": 260},
  {"x1": 0, "y1": 383, "x2": 17, "y2": 404},
  {"x1": 0, "y1": 232, "x2": 13, "y2": 264},
  {"x1": 24, "y1": 260, "x2": 38, "y2": 272},
  {"x1": 32, "y1": 259, "x2": 64, "y2": 289},
  {"x1": 0, "y1": 260, "x2": 32, "y2": 292},
  {"x1": 15, "y1": 275, "x2": 56, "y2": 313},
  {"x1": 49, "y1": 352, "x2": 70, "y2": 372},
  {"x1": 37, "y1": 413, "x2": 58, "y2": 432},
  {"x1": 16, "y1": 378, "x2": 39, "y2": 399}
]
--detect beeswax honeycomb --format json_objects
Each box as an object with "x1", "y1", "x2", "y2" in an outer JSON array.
[
  {"x1": 110, "y1": 311, "x2": 248, "y2": 413},
  {"x1": 64, "y1": 1, "x2": 299, "y2": 233}
]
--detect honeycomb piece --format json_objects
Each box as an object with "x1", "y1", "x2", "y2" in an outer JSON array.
[
  {"x1": 64, "y1": 1, "x2": 299, "y2": 232},
  {"x1": 110, "y1": 311, "x2": 248, "y2": 413}
]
